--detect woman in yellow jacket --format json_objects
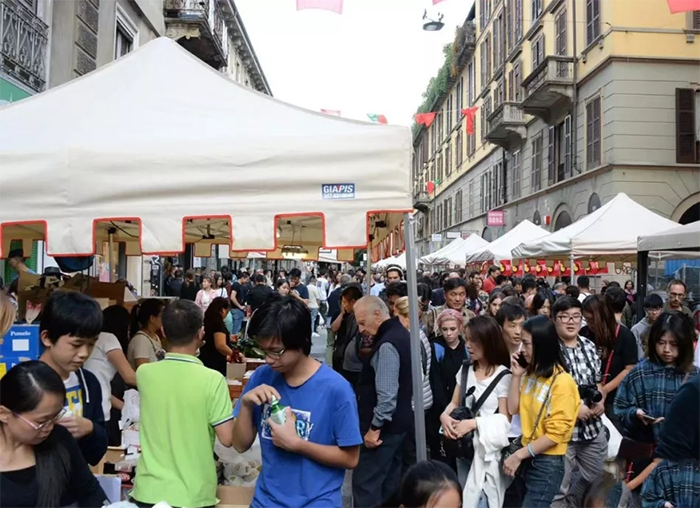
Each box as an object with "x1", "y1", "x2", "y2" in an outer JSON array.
[{"x1": 503, "y1": 315, "x2": 580, "y2": 508}]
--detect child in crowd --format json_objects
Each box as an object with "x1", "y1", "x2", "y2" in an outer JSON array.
[
  {"x1": 381, "y1": 460, "x2": 462, "y2": 508},
  {"x1": 38, "y1": 291, "x2": 108, "y2": 466}
]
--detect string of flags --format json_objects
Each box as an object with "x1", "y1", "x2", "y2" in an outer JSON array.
[
  {"x1": 414, "y1": 106, "x2": 479, "y2": 135},
  {"x1": 477, "y1": 259, "x2": 609, "y2": 277},
  {"x1": 666, "y1": 0, "x2": 700, "y2": 13},
  {"x1": 296, "y1": 0, "x2": 343, "y2": 14},
  {"x1": 367, "y1": 113, "x2": 388, "y2": 124},
  {"x1": 320, "y1": 109, "x2": 341, "y2": 116}
]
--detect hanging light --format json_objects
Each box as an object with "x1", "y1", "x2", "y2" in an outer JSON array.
[
  {"x1": 280, "y1": 223, "x2": 308, "y2": 259},
  {"x1": 422, "y1": 10, "x2": 444, "y2": 31}
]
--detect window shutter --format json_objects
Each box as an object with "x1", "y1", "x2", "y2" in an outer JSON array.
[
  {"x1": 693, "y1": 10, "x2": 700, "y2": 29},
  {"x1": 548, "y1": 126, "x2": 556, "y2": 185},
  {"x1": 677, "y1": 88, "x2": 697, "y2": 163}
]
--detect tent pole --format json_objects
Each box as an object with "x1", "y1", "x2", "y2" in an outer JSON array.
[
  {"x1": 637, "y1": 250, "x2": 648, "y2": 323},
  {"x1": 108, "y1": 228, "x2": 115, "y2": 283},
  {"x1": 569, "y1": 253, "x2": 575, "y2": 282},
  {"x1": 366, "y1": 243, "x2": 372, "y2": 296},
  {"x1": 403, "y1": 213, "x2": 427, "y2": 462}
]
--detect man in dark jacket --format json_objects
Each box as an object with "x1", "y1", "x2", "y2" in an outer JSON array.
[
  {"x1": 39, "y1": 291, "x2": 108, "y2": 466},
  {"x1": 352, "y1": 296, "x2": 414, "y2": 508}
]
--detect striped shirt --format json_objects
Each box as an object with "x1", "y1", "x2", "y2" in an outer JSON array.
[{"x1": 560, "y1": 336, "x2": 603, "y2": 441}]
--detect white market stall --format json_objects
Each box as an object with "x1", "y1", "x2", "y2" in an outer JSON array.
[
  {"x1": 433, "y1": 234, "x2": 489, "y2": 266},
  {"x1": 419, "y1": 238, "x2": 464, "y2": 266},
  {"x1": 465, "y1": 220, "x2": 548, "y2": 264},
  {"x1": 0, "y1": 37, "x2": 430, "y2": 458},
  {"x1": 511, "y1": 193, "x2": 680, "y2": 272}
]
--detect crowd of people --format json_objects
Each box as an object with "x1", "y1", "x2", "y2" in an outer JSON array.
[{"x1": 0, "y1": 260, "x2": 698, "y2": 508}]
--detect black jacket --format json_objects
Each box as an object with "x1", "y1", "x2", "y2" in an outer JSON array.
[
  {"x1": 429, "y1": 336, "x2": 469, "y2": 416},
  {"x1": 356, "y1": 317, "x2": 414, "y2": 435},
  {"x1": 75, "y1": 368, "x2": 109, "y2": 466}
]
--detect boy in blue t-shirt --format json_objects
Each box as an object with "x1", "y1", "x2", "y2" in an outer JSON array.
[{"x1": 232, "y1": 296, "x2": 362, "y2": 508}]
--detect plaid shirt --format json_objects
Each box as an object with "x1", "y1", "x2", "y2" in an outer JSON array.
[
  {"x1": 614, "y1": 360, "x2": 699, "y2": 442},
  {"x1": 560, "y1": 335, "x2": 603, "y2": 441},
  {"x1": 641, "y1": 459, "x2": 700, "y2": 508}
]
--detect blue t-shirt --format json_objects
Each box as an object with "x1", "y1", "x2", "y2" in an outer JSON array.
[
  {"x1": 292, "y1": 283, "x2": 309, "y2": 300},
  {"x1": 233, "y1": 363, "x2": 362, "y2": 508}
]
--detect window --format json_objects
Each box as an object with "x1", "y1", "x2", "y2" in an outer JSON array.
[
  {"x1": 437, "y1": 151, "x2": 444, "y2": 182},
  {"x1": 676, "y1": 88, "x2": 699, "y2": 163},
  {"x1": 586, "y1": 0, "x2": 600, "y2": 45},
  {"x1": 481, "y1": 171, "x2": 493, "y2": 213},
  {"x1": 547, "y1": 126, "x2": 556, "y2": 186},
  {"x1": 455, "y1": 190, "x2": 463, "y2": 222},
  {"x1": 115, "y1": 6, "x2": 138, "y2": 60},
  {"x1": 531, "y1": 0, "x2": 542, "y2": 25},
  {"x1": 456, "y1": 130, "x2": 463, "y2": 167},
  {"x1": 447, "y1": 197, "x2": 453, "y2": 226},
  {"x1": 445, "y1": 143, "x2": 452, "y2": 177},
  {"x1": 469, "y1": 180, "x2": 475, "y2": 216},
  {"x1": 496, "y1": 78, "x2": 505, "y2": 109},
  {"x1": 447, "y1": 95, "x2": 453, "y2": 132},
  {"x1": 468, "y1": 62, "x2": 475, "y2": 105},
  {"x1": 493, "y1": 16, "x2": 500, "y2": 71},
  {"x1": 480, "y1": 41, "x2": 487, "y2": 90},
  {"x1": 485, "y1": 35, "x2": 492, "y2": 82},
  {"x1": 468, "y1": 115, "x2": 476, "y2": 155},
  {"x1": 693, "y1": 11, "x2": 700, "y2": 29},
  {"x1": 513, "y1": 60, "x2": 522, "y2": 101},
  {"x1": 515, "y1": 0, "x2": 523, "y2": 42},
  {"x1": 532, "y1": 35, "x2": 545, "y2": 69},
  {"x1": 555, "y1": 9, "x2": 567, "y2": 56},
  {"x1": 508, "y1": 68, "x2": 514, "y2": 102},
  {"x1": 507, "y1": 0, "x2": 513, "y2": 52},
  {"x1": 531, "y1": 133, "x2": 543, "y2": 191},
  {"x1": 457, "y1": 77, "x2": 463, "y2": 117},
  {"x1": 492, "y1": 161, "x2": 503, "y2": 207},
  {"x1": 561, "y1": 115, "x2": 572, "y2": 179},
  {"x1": 499, "y1": 13, "x2": 506, "y2": 67},
  {"x1": 481, "y1": 95, "x2": 492, "y2": 144},
  {"x1": 512, "y1": 150, "x2": 521, "y2": 198},
  {"x1": 430, "y1": 157, "x2": 436, "y2": 183},
  {"x1": 438, "y1": 106, "x2": 444, "y2": 142},
  {"x1": 586, "y1": 97, "x2": 602, "y2": 169}
]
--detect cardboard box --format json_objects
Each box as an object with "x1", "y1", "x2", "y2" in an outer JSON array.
[
  {"x1": 216, "y1": 485, "x2": 255, "y2": 508},
  {"x1": 226, "y1": 362, "x2": 246, "y2": 380},
  {"x1": 0, "y1": 324, "x2": 41, "y2": 359}
]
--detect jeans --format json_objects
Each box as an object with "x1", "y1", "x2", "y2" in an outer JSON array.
[
  {"x1": 552, "y1": 429, "x2": 608, "y2": 508},
  {"x1": 231, "y1": 308, "x2": 245, "y2": 336},
  {"x1": 309, "y1": 307, "x2": 319, "y2": 333},
  {"x1": 326, "y1": 329, "x2": 335, "y2": 366},
  {"x1": 522, "y1": 454, "x2": 565, "y2": 508},
  {"x1": 353, "y1": 432, "x2": 408, "y2": 508},
  {"x1": 456, "y1": 457, "x2": 490, "y2": 508}
]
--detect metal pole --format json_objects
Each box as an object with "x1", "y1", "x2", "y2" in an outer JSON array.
[
  {"x1": 403, "y1": 213, "x2": 427, "y2": 462},
  {"x1": 108, "y1": 229, "x2": 115, "y2": 283},
  {"x1": 366, "y1": 243, "x2": 372, "y2": 296},
  {"x1": 571, "y1": 0, "x2": 579, "y2": 176},
  {"x1": 636, "y1": 251, "x2": 648, "y2": 324},
  {"x1": 569, "y1": 253, "x2": 575, "y2": 283}
]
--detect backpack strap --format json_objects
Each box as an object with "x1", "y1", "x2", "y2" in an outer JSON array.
[
  {"x1": 471, "y1": 368, "x2": 511, "y2": 415},
  {"x1": 458, "y1": 360, "x2": 470, "y2": 406}
]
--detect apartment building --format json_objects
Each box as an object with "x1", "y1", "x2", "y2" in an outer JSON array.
[
  {"x1": 412, "y1": 0, "x2": 700, "y2": 257},
  {"x1": 0, "y1": 0, "x2": 269, "y2": 283}
]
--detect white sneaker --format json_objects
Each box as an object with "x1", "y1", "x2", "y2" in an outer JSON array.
[{"x1": 312, "y1": 332, "x2": 320, "y2": 338}]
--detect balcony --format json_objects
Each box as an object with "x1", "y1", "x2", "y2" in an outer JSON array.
[
  {"x1": 0, "y1": 0, "x2": 48, "y2": 94},
  {"x1": 164, "y1": 0, "x2": 228, "y2": 69},
  {"x1": 485, "y1": 102, "x2": 527, "y2": 148},
  {"x1": 452, "y1": 21, "x2": 476, "y2": 75},
  {"x1": 520, "y1": 56, "x2": 574, "y2": 122}
]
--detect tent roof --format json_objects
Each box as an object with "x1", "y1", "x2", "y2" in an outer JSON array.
[
  {"x1": 638, "y1": 221, "x2": 700, "y2": 252},
  {"x1": 419, "y1": 238, "x2": 464, "y2": 265},
  {"x1": 431, "y1": 234, "x2": 489, "y2": 266},
  {"x1": 511, "y1": 193, "x2": 679, "y2": 260},
  {"x1": 465, "y1": 220, "x2": 548, "y2": 264},
  {"x1": 0, "y1": 37, "x2": 411, "y2": 258}
]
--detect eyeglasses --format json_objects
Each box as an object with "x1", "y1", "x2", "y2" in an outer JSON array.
[
  {"x1": 14, "y1": 409, "x2": 66, "y2": 432},
  {"x1": 261, "y1": 348, "x2": 286, "y2": 359},
  {"x1": 556, "y1": 314, "x2": 583, "y2": 324},
  {"x1": 669, "y1": 292, "x2": 685, "y2": 299}
]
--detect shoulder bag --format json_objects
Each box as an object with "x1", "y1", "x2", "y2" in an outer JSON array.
[
  {"x1": 441, "y1": 363, "x2": 511, "y2": 460},
  {"x1": 501, "y1": 371, "x2": 560, "y2": 476}
]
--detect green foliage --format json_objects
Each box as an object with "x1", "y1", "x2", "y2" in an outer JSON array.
[
  {"x1": 412, "y1": 43, "x2": 454, "y2": 138},
  {"x1": 233, "y1": 333, "x2": 265, "y2": 359}
]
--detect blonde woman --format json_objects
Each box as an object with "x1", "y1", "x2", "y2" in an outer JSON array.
[{"x1": 0, "y1": 292, "x2": 15, "y2": 338}]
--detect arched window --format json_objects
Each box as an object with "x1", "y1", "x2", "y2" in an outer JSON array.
[
  {"x1": 533, "y1": 210, "x2": 541, "y2": 226},
  {"x1": 588, "y1": 193, "x2": 601, "y2": 214},
  {"x1": 554, "y1": 211, "x2": 572, "y2": 231}
]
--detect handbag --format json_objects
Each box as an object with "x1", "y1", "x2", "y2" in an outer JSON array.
[
  {"x1": 441, "y1": 362, "x2": 511, "y2": 460},
  {"x1": 501, "y1": 371, "x2": 560, "y2": 476}
]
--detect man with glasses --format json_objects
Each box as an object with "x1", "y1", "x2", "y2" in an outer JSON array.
[
  {"x1": 232, "y1": 296, "x2": 361, "y2": 508},
  {"x1": 665, "y1": 279, "x2": 692, "y2": 318},
  {"x1": 631, "y1": 294, "x2": 664, "y2": 359},
  {"x1": 552, "y1": 296, "x2": 607, "y2": 508}
]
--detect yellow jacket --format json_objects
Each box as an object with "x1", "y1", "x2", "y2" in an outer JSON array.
[{"x1": 519, "y1": 367, "x2": 580, "y2": 456}]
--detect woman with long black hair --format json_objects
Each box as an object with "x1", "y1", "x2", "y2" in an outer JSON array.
[
  {"x1": 0, "y1": 361, "x2": 107, "y2": 507},
  {"x1": 128, "y1": 299, "x2": 165, "y2": 369},
  {"x1": 581, "y1": 295, "x2": 638, "y2": 419},
  {"x1": 199, "y1": 297, "x2": 234, "y2": 376},
  {"x1": 503, "y1": 316, "x2": 579, "y2": 508}
]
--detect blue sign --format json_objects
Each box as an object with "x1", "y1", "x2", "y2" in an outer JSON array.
[
  {"x1": 322, "y1": 183, "x2": 355, "y2": 200},
  {"x1": 0, "y1": 324, "x2": 41, "y2": 359}
]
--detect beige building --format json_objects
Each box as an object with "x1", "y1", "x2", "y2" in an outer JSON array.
[{"x1": 412, "y1": 0, "x2": 700, "y2": 257}]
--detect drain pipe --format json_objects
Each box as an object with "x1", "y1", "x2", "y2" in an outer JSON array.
[{"x1": 571, "y1": 0, "x2": 579, "y2": 176}]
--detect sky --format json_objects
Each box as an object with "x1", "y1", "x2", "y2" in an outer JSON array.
[{"x1": 235, "y1": 0, "x2": 475, "y2": 127}]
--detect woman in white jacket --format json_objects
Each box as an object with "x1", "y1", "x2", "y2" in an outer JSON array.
[{"x1": 439, "y1": 316, "x2": 512, "y2": 506}]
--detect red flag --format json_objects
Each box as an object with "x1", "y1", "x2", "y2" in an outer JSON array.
[
  {"x1": 433, "y1": 0, "x2": 447, "y2": 4},
  {"x1": 667, "y1": 0, "x2": 700, "y2": 13},
  {"x1": 296, "y1": 0, "x2": 343, "y2": 13},
  {"x1": 321, "y1": 109, "x2": 341, "y2": 116},
  {"x1": 462, "y1": 107, "x2": 478, "y2": 135},
  {"x1": 367, "y1": 113, "x2": 388, "y2": 124},
  {"x1": 414, "y1": 112, "x2": 437, "y2": 128},
  {"x1": 426, "y1": 181, "x2": 435, "y2": 194}
]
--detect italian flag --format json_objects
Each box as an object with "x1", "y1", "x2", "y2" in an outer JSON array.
[{"x1": 367, "y1": 113, "x2": 388, "y2": 124}]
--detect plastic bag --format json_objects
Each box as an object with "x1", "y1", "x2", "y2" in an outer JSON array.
[
  {"x1": 121, "y1": 389, "x2": 140, "y2": 426},
  {"x1": 216, "y1": 437, "x2": 262, "y2": 487}
]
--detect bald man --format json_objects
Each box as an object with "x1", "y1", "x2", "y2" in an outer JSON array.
[{"x1": 352, "y1": 296, "x2": 415, "y2": 508}]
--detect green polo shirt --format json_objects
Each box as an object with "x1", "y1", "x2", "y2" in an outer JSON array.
[{"x1": 132, "y1": 353, "x2": 233, "y2": 508}]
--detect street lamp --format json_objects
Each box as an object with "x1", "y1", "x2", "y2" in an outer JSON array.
[{"x1": 422, "y1": 10, "x2": 444, "y2": 31}]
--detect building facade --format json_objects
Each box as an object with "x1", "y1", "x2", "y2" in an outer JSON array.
[{"x1": 412, "y1": 0, "x2": 700, "y2": 257}]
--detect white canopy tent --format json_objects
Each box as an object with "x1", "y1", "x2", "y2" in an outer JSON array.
[
  {"x1": 637, "y1": 221, "x2": 700, "y2": 252},
  {"x1": 419, "y1": 238, "x2": 464, "y2": 265},
  {"x1": 465, "y1": 220, "x2": 548, "y2": 264},
  {"x1": 0, "y1": 37, "x2": 411, "y2": 261},
  {"x1": 0, "y1": 37, "x2": 432, "y2": 459},
  {"x1": 511, "y1": 193, "x2": 679, "y2": 262},
  {"x1": 430, "y1": 234, "x2": 489, "y2": 266}
]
